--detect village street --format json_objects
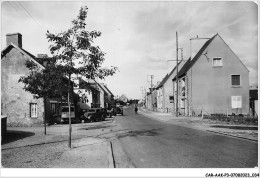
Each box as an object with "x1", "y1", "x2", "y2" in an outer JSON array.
[
  {"x1": 1, "y1": 105, "x2": 258, "y2": 168},
  {"x1": 113, "y1": 106, "x2": 258, "y2": 168}
]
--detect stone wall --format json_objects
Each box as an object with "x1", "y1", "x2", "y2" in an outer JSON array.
[{"x1": 1, "y1": 47, "x2": 44, "y2": 126}]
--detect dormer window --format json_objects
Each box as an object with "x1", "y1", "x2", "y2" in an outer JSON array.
[{"x1": 213, "y1": 57, "x2": 223, "y2": 67}]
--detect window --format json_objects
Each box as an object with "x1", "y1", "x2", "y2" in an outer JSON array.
[
  {"x1": 231, "y1": 96, "x2": 242, "y2": 108},
  {"x1": 231, "y1": 75, "x2": 240, "y2": 86},
  {"x1": 169, "y1": 96, "x2": 174, "y2": 103},
  {"x1": 51, "y1": 103, "x2": 57, "y2": 114},
  {"x1": 213, "y1": 57, "x2": 223, "y2": 67},
  {"x1": 180, "y1": 99, "x2": 185, "y2": 109},
  {"x1": 30, "y1": 103, "x2": 37, "y2": 118}
]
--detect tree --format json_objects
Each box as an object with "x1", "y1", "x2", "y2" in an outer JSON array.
[
  {"x1": 19, "y1": 59, "x2": 65, "y2": 135},
  {"x1": 46, "y1": 6, "x2": 117, "y2": 148}
]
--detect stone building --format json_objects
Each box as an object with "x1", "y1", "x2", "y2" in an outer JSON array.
[{"x1": 1, "y1": 33, "x2": 75, "y2": 126}]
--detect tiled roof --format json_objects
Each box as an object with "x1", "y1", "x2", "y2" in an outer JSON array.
[
  {"x1": 158, "y1": 61, "x2": 183, "y2": 87},
  {"x1": 103, "y1": 85, "x2": 114, "y2": 96},
  {"x1": 21, "y1": 48, "x2": 37, "y2": 59},
  {"x1": 173, "y1": 34, "x2": 218, "y2": 81}
]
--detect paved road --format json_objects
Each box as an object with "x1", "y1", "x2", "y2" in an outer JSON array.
[{"x1": 113, "y1": 105, "x2": 258, "y2": 168}]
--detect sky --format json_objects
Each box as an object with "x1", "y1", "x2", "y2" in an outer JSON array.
[{"x1": 1, "y1": 1, "x2": 258, "y2": 99}]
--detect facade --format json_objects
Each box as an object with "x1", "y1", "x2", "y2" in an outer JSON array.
[
  {"x1": 146, "y1": 92, "x2": 152, "y2": 110},
  {"x1": 1, "y1": 33, "x2": 72, "y2": 126},
  {"x1": 154, "y1": 61, "x2": 185, "y2": 113},
  {"x1": 100, "y1": 83, "x2": 114, "y2": 108},
  {"x1": 156, "y1": 74, "x2": 168, "y2": 112},
  {"x1": 172, "y1": 34, "x2": 250, "y2": 116},
  {"x1": 119, "y1": 94, "x2": 128, "y2": 104}
]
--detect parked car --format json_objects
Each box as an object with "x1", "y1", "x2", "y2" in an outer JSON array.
[
  {"x1": 59, "y1": 106, "x2": 79, "y2": 124},
  {"x1": 106, "y1": 107, "x2": 115, "y2": 118},
  {"x1": 115, "y1": 105, "x2": 123, "y2": 116},
  {"x1": 83, "y1": 108, "x2": 106, "y2": 122}
]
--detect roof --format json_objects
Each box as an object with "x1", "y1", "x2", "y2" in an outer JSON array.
[
  {"x1": 99, "y1": 83, "x2": 110, "y2": 95},
  {"x1": 173, "y1": 33, "x2": 250, "y2": 80},
  {"x1": 157, "y1": 61, "x2": 183, "y2": 87},
  {"x1": 156, "y1": 74, "x2": 169, "y2": 89},
  {"x1": 172, "y1": 34, "x2": 218, "y2": 81},
  {"x1": 103, "y1": 85, "x2": 114, "y2": 96},
  {"x1": 1, "y1": 43, "x2": 44, "y2": 69}
]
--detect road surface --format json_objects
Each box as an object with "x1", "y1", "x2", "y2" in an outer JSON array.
[{"x1": 112, "y1": 105, "x2": 258, "y2": 168}]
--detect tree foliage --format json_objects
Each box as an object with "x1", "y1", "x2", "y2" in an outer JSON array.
[
  {"x1": 19, "y1": 60, "x2": 64, "y2": 99},
  {"x1": 46, "y1": 6, "x2": 117, "y2": 79},
  {"x1": 19, "y1": 6, "x2": 118, "y2": 99}
]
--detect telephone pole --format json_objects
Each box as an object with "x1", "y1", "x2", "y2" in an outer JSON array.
[
  {"x1": 176, "y1": 31, "x2": 179, "y2": 117},
  {"x1": 147, "y1": 75, "x2": 154, "y2": 111},
  {"x1": 140, "y1": 86, "x2": 145, "y2": 103}
]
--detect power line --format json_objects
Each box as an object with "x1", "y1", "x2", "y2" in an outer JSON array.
[
  {"x1": 7, "y1": 2, "x2": 27, "y2": 19},
  {"x1": 16, "y1": 2, "x2": 44, "y2": 29}
]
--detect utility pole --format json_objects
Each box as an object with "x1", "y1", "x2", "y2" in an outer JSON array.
[
  {"x1": 140, "y1": 86, "x2": 145, "y2": 103},
  {"x1": 176, "y1": 31, "x2": 179, "y2": 117},
  {"x1": 147, "y1": 75, "x2": 154, "y2": 111},
  {"x1": 167, "y1": 49, "x2": 185, "y2": 117}
]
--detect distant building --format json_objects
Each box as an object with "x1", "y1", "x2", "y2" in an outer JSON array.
[
  {"x1": 119, "y1": 94, "x2": 128, "y2": 103},
  {"x1": 172, "y1": 34, "x2": 250, "y2": 116}
]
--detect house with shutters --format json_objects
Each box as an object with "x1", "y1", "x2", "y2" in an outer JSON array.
[
  {"x1": 172, "y1": 33, "x2": 250, "y2": 116},
  {"x1": 1, "y1": 33, "x2": 76, "y2": 126}
]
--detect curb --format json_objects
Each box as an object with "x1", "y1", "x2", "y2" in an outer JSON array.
[
  {"x1": 107, "y1": 141, "x2": 115, "y2": 168},
  {"x1": 206, "y1": 130, "x2": 258, "y2": 142}
]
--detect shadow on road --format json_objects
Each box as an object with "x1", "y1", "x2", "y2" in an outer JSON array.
[
  {"x1": 1, "y1": 130, "x2": 35, "y2": 145},
  {"x1": 79, "y1": 125, "x2": 116, "y2": 131},
  {"x1": 117, "y1": 128, "x2": 163, "y2": 139},
  {"x1": 210, "y1": 125, "x2": 258, "y2": 130}
]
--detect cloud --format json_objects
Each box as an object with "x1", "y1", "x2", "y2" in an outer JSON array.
[{"x1": 1, "y1": 1, "x2": 258, "y2": 98}]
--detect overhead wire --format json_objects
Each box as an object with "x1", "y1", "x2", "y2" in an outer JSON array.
[
  {"x1": 8, "y1": 1, "x2": 47, "y2": 33},
  {"x1": 6, "y1": 2, "x2": 27, "y2": 19},
  {"x1": 17, "y1": 2, "x2": 45, "y2": 29}
]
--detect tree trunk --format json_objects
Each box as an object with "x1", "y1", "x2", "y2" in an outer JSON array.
[
  {"x1": 68, "y1": 74, "x2": 72, "y2": 148},
  {"x1": 44, "y1": 96, "x2": 47, "y2": 135}
]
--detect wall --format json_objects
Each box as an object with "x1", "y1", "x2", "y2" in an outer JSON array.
[
  {"x1": 187, "y1": 35, "x2": 249, "y2": 115},
  {"x1": 99, "y1": 90, "x2": 104, "y2": 108},
  {"x1": 152, "y1": 89, "x2": 157, "y2": 111},
  {"x1": 1, "y1": 47, "x2": 44, "y2": 126},
  {"x1": 146, "y1": 94, "x2": 152, "y2": 110},
  {"x1": 157, "y1": 88, "x2": 164, "y2": 112},
  {"x1": 163, "y1": 62, "x2": 185, "y2": 113}
]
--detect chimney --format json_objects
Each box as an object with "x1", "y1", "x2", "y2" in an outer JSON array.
[
  {"x1": 6, "y1": 33, "x2": 22, "y2": 48},
  {"x1": 37, "y1": 54, "x2": 48, "y2": 58}
]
